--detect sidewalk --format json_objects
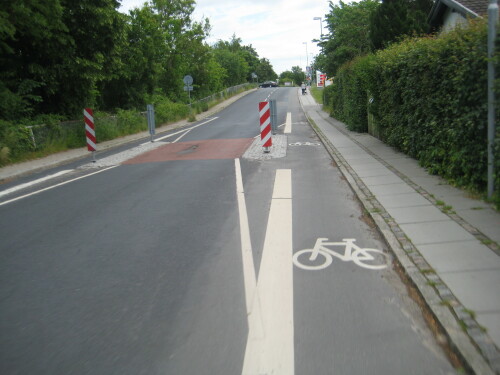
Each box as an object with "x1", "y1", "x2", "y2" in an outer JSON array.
[
  {"x1": 0, "y1": 89, "x2": 256, "y2": 182},
  {"x1": 299, "y1": 90, "x2": 500, "y2": 374}
]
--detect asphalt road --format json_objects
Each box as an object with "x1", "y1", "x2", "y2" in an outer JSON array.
[{"x1": 0, "y1": 88, "x2": 456, "y2": 374}]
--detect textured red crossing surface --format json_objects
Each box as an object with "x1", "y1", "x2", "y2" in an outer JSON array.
[{"x1": 124, "y1": 138, "x2": 254, "y2": 164}]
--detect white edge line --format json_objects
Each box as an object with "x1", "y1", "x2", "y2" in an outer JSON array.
[
  {"x1": 0, "y1": 169, "x2": 73, "y2": 198},
  {"x1": 0, "y1": 166, "x2": 117, "y2": 207}
]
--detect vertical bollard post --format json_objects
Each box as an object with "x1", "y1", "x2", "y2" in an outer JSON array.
[
  {"x1": 84, "y1": 108, "x2": 96, "y2": 162},
  {"x1": 147, "y1": 104, "x2": 156, "y2": 142},
  {"x1": 269, "y1": 99, "x2": 277, "y2": 134},
  {"x1": 259, "y1": 102, "x2": 272, "y2": 153}
]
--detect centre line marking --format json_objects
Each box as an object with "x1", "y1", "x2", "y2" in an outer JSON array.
[
  {"x1": 242, "y1": 169, "x2": 294, "y2": 375},
  {"x1": 284, "y1": 112, "x2": 292, "y2": 134}
]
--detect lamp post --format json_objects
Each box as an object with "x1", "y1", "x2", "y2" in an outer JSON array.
[
  {"x1": 303, "y1": 42, "x2": 309, "y2": 83},
  {"x1": 313, "y1": 16, "x2": 323, "y2": 39},
  {"x1": 487, "y1": 0, "x2": 498, "y2": 199},
  {"x1": 303, "y1": 42, "x2": 308, "y2": 68}
]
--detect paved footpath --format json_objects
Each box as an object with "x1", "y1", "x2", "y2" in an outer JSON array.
[{"x1": 299, "y1": 89, "x2": 500, "y2": 374}]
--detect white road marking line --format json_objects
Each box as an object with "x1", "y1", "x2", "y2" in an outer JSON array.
[
  {"x1": 142, "y1": 117, "x2": 218, "y2": 145},
  {"x1": 0, "y1": 170, "x2": 73, "y2": 198},
  {"x1": 0, "y1": 166, "x2": 117, "y2": 206},
  {"x1": 234, "y1": 159, "x2": 258, "y2": 314},
  {"x1": 172, "y1": 129, "x2": 191, "y2": 143},
  {"x1": 242, "y1": 169, "x2": 294, "y2": 375},
  {"x1": 284, "y1": 112, "x2": 292, "y2": 134}
]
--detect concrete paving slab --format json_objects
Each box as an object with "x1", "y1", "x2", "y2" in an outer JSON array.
[
  {"x1": 369, "y1": 183, "x2": 417, "y2": 196},
  {"x1": 362, "y1": 174, "x2": 405, "y2": 186},
  {"x1": 417, "y1": 240, "x2": 500, "y2": 272},
  {"x1": 457, "y1": 209, "x2": 500, "y2": 244},
  {"x1": 355, "y1": 168, "x2": 395, "y2": 178},
  {"x1": 334, "y1": 145, "x2": 365, "y2": 154},
  {"x1": 475, "y1": 312, "x2": 500, "y2": 347},
  {"x1": 401, "y1": 220, "x2": 477, "y2": 245},
  {"x1": 349, "y1": 162, "x2": 385, "y2": 172},
  {"x1": 386, "y1": 205, "x2": 450, "y2": 224},
  {"x1": 345, "y1": 158, "x2": 383, "y2": 168},
  {"x1": 387, "y1": 164, "x2": 432, "y2": 178},
  {"x1": 440, "y1": 269, "x2": 500, "y2": 311},
  {"x1": 444, "y1": 194, "x2": 496, "y2": 210},
  {"x1": 342, "y1": 153, "x2": 377, "y2": 162},
  {"x1": 376, "y1": 193, "x2": 432, "y2": 208}
]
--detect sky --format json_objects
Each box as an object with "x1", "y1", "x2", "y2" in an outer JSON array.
[{"x1": 118, "y1": 0, "x2": 331, "y2": 75}]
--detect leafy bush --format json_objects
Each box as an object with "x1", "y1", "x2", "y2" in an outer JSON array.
[
  {"x1": 327, "y1": 19, "x2": 500, "y2": 204},
  {"x1": 147, "y1": 95, "x2": 190, "y2": 125}
]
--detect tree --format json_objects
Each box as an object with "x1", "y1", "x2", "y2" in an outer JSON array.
[
  {"x1": 370, "y1": 0, "x2": 433, "y2": 50},
  {"x1": 255, "y1": 58, "x2": 278, "y2": 82},
  {"x1": 320, "y1": 0, "x2": 379, "y2": 76},
  {"x1": 100, "y1": 0, "x2": 211, "y2": 109},
  {"x1": 0, "y1": 0, "x2": 70, "y2": 119},
  {"x1": 212, "y1": 35, "x2": 251, "y2": 86},
  {"x1": 281, "y1": 66, "x2": 306, "y2": 86}
]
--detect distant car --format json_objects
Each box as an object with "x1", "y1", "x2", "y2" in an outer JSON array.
[{"x1": 259, "y1": 81, "x2": 278, "y2": 88}]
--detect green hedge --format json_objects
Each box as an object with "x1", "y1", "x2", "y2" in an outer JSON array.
[{"x1": 327, "y1": 19, "x2": 499, "y2": 204}]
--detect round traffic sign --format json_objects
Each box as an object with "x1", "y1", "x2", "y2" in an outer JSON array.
[{"x1": 183, "y1": 75, "x2": 193, "y2": 85}]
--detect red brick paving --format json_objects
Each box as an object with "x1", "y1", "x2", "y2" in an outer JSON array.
[{"x1": 123, "y1": 138, "x2": 254, "y2": 164}]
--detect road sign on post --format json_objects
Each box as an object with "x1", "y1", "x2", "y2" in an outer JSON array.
[
  {"x1": 84, "y1": 108, "x2": 96, "y2": 162},
  {"x1": 147, "y1": 104, "x2": 155, "y2": 142},
  {"x1": 259, "y1": 102, "x2": 272, "y2": 153},
  {"x1": 183, "y1": 75, "x2": 194, "y2": 109}
]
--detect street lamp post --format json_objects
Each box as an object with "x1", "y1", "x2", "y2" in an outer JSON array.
[
  {"x1": 313, "y1": 16, "x2": 323, "y2": 39},
  {"x1": 303, "y1": 42, "x2": 309, "y2": 83},
  {"x1": 303, "y1": 42, "x2": 308, "y2": 68}
]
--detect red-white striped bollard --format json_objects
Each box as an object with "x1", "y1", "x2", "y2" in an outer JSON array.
[
  {"x1": 259, "y1": 101, "x2": 272, "y2": 153},
  {"x1": 84, "y1": 108, "x2": 96, "y2": 162}
]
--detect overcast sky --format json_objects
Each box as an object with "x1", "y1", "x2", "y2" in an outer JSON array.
[{"x1": 118, "y1": 0, "x2": 331, "y2": 74}]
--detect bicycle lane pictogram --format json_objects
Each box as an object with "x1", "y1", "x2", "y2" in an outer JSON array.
[{"x1": 293, "y1": 237, "x2": 389, "y2": 271}]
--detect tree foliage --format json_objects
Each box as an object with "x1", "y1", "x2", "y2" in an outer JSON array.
[
  {"x1": 320, "y1": 0, "x2": 378, "y2": 76},
  {"x1": 370, "y1": 0, "x2": 433, "y2": 50},
  {"x1": 0, "y1": 0, "x2": 276, "y2": 123}
]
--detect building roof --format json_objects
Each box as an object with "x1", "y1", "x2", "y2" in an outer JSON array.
[
  {"x1": 428, "y1": 0, "x2": 496, "y2": 29},
  {"x1": 459, "y1": 0, "x2": 491, "y2": 15}
]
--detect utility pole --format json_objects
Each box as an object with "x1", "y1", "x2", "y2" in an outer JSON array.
[{"x1": 487, "y1": 0, "x2": 498, "y2": 199}]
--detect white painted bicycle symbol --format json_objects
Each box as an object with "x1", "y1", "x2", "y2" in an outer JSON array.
[{"x1": 293, "y1": 238, "x2": 389, "y2": 270}]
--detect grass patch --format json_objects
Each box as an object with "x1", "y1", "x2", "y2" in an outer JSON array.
[{"x1": 310, "y1": 86, "x2": 324, "y2": 105}]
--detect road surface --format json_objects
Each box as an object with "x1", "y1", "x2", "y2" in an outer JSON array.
[{"x1": 0, "y1": 88, "x2": 456, "y2": 374}]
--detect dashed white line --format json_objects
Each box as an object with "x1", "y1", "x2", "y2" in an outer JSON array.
[{"x1": 284, "y1": 112, "x2": 292, "y2": 134}]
